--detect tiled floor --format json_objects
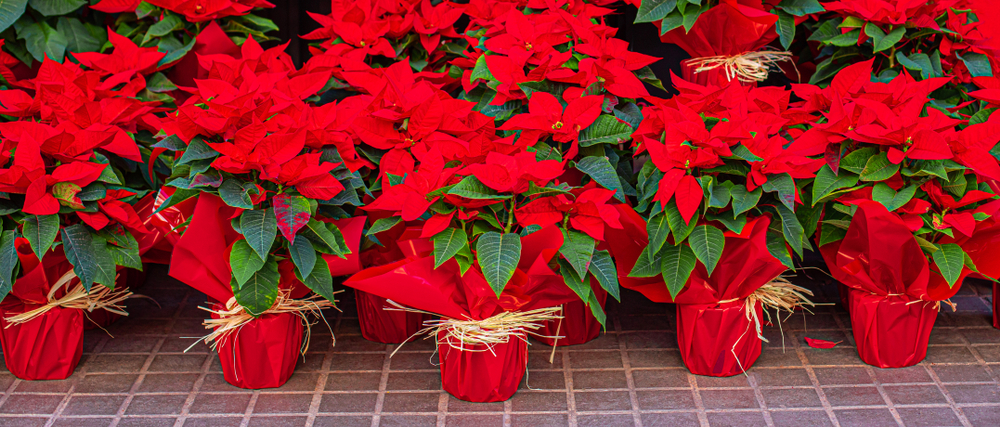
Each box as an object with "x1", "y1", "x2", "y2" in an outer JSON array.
[{"x1": 1, "y1": 266, "x2": 999, "y2": 426}]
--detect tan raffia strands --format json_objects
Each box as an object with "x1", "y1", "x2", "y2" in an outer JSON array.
[
  {"x1": 191, "y1": 289, "x2": 340, "y2": 353},
  {"x1": 3, "y1": 270, "x2": 131, "y2": 327},
  {"x1": 686, "y1": 49, "x2": 795, "y2": 83},
  {"x1": 384, "y1": 300, "x2": 564, "y2": 357}
]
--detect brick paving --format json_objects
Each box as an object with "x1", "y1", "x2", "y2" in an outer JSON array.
[{"x1": 0, "y1": 266, "x2": 999, "y2": 426}]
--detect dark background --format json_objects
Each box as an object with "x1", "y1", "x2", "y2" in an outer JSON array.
[{"x1": 254, "y1": 1, "x2": 689, "y2": 97}]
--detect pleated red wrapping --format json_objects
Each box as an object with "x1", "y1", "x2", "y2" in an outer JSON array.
[
  {"x1": 847, "y1": 289, "x2": 938, "y2": 368},
  {"x1": 212, "y1": 305, "x2": 304, "y2": 389},
  {"x1": 437, "y1": 330, "x2": 527, "y2": 402},
  {"x1": 535, "y1": 284, "x2": 606, "y2": 347},
  {"x1": 676, "y1": 300, "x2": 762, "y2": 377},
  {"x1": 356, "y1": 289, "x2": 433, "y2": 344},
  {"x1": 820, "y1": 201, "x2": 964, "y2": 368},
  {"x1": 0, "y1": 301, "x2": 83, "y2": 380}
]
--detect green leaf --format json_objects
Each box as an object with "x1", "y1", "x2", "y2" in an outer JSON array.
[
  {"x1": 239, "y1": 209, "x2": 277, "y2": 261},
  {"x1": 288, "y1": 236, "x2": 317, "y2": 277},
  {"x1": 970, "y1": 108, "x2": 997, "y2": 126},
  {"x1": 58, "y1": 17, "x2": 103, "y2": 53},
  {"x1": 590, "y1": 250, "x2": 620, "y2": 302},
  {"x1": 708, "y1": 183, "x2": 732, "y2": 208},
  {"x1": 635, "y1": 0, "x2": 677, "y2": 23},
  {"x1": 778, "y1": 203, "x2": 808, "y2": 257},
  {"x1": 896, "y1": 51, "x2": 933, "y2": 80},
  {"x1": 142, "y1": 14, "x2": 183, "y2": 45},
  {"x1": 107, "y1": 242, "x2": 142, "y2": 270},
  {"x1": 586, "y1": 291, "x2": 607, "y2": 326},
  {"x1": 660, "y1": 244, "x2": 696, "y2": 299},
  {"x1": 145, "y1": 72, "x2": 177, "y2": 93},
  {"x1": 688, "y1": 225, "x2": 725, "y2": 276},
  {"x1": 470, "y1": 55, "x2": 494, "y2": 82},
  {"x1": 447, "y1": 175, "x2": 511, "y2": 200},
  {"x1": 300, "y1": 257, "x2": 335, "y2": 301},
  {"x1": 156, "y1": 37, "x2": 194, "y2": 68},
  {"x1": 61, "y1": 224, "x2": 97, "y2": 291},
  {"x1": 778, "y1": 0, "x2": 824, "y2": 15},
  {"x1": 766, "y1": 227, "x2": 794, "y2": 268},
  {"x1": 575, "y1": 156, "x2": 626, "y2": 202},
  {"x1": 840, "y1": 147, "x2": 878, "y2": 174},
  {"x1": 18, "y1": 21, "x2": 67, "y2": 63},
  {"x1": 959, "y1": 52, "x2": 993, "y2": 78},
  {"x1": 301, "y1": 219, "x2": 348, "y2": 256},
  {"x1": 22, "y1": 214, "x2": 58, "y2": 261},
  {"x1": 218, "y1": 179, "x2": 257, "y2": 209},
  {"x1": 812, "y1": 165, "x2": 860, "y2": 204},
  {"x1": 761, "y1": 173, "x2": 796, "y2": 212},
  {"x1": 177, "y1": 138, "x2": 219, "y2": 165},
  {"x1": 665, "y1": 201, "x2": 697, "y2": 243},
  {"x1": 579, "y1": 115, "x2": 634, "y2": 147},
  {"x1": 90, "y1": 238, "x2": 116, "y2": 289},
  {"x1": 367, "y1": 217, "x2": 402, "y2": 236},
  {"x1": 646, "y1": 212, "x2": 670, "y2": 255},
  {"x1": 273, "y1": 194, "x2": 311, "y2": 244},
  {"x1": 229, "y1": 239, "x2": 266, "y2": 287},
  {"x1": 932, "y1": 243, "x2": 965, "y2": 288},
  {"x1": 658, "y1": 9, "x2": 684, "y2": 35},
  {"x1": 731, "y1": 144, "x2": 763, "y2": 162},
  {"x1": 0, "y1": 0, "x2": 27, "y2": 33},
  {"x1": 629, "y1": 246, "x2": 662, "y2": 278},
  {"x1": 871, "y1": 183, "x2": 916, "y2": 212},
  {"x1": 432, "y1": 228, "x2": 467, "y2": 268},
  {"x1": 859, "y1": 152, "x2": 900, "y2": 182},
  {"x1": 560, "y1": 230, "x2": 595, "y2": 279},
  {"x1": 233, "y1": 257, "x2": 280, "y2": 316},
  {"x1": 28, "y1": 0, "x2": 83, "y2": 16},
  {"x1": 0, "y1": 230, "x2": 17, "y2": 300},
  {"x1": 775, "y1": 9, "x2": 796, "y2": 51},
  {"x1": 557, "y1": 258, "x2": 592, "y2": 305},
  {"x1": 454, "y1": 241, "x2": 474, "y2": 276},
  {"x1": 730, "y1": 184, "x2": 762, "y2": 216},
  {"x1": 476, "y1": 232, "x2": 521, "y2": 297},
  {"x1": 865, "y1": 24, "x2": 905, "y2": 53}
]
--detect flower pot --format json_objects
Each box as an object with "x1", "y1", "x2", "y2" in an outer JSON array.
[
  {"x1": 676, "y1": 300, "x2": 762, "y2": 377},
  {"x1": 212, "y1": 305, "x2": 303, "y2": 389},
  {"x1": 356, "y1": 289, "x2": 432, "y2": 344},
  {"x1": 437, "y1": 329, "x2": 527, "y2": 402},
  {"x1": 0, "y1": 300, "x2": 83, "y2": 380},
  {"x1": 536, "y1": 286, "x2": 607, "y2": 347},
  {"x1": 839, "y1": 282, "x2": 851, "y2": 310},
  {"x1": 848, "y1": 289, "x2": 938, "y2": 368}
]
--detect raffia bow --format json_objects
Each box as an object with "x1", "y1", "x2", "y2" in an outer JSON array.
[
  {"x1": 686, "y1": 48, "x2": 795, "y2": 83},
  {"x1": 3, "y1": 270, "x2": 131, "y2": 327},
  {"x1": 384, "y1": 300, "x2": 564, "y2": 357},
  {"x1": 188, "y1": 289, "x2": 339, "y2": 353}
]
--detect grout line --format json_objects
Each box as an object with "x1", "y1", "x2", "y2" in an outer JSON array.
[
  {"x1": 613, "y1": 315, "x2": 642, "y2": 427},
  {"x1": 44, "y1": 334, "x2": 111, "y2": 427},
  {"x1": 746, "y1": 370, "x2": 774, "y2": 426},
  {"x1": 370, "y1": 344, "x2": 393, "y2": 427},
  {"x1": 305, "y1": 308, "x2": 342, "y2": 427},
  {"x1": 785, "y1": 328, "x2": 841, "y2": 427},
  {"x1": 502, "y1": 399, "x2": 512, "y2": 427},
  {"x1": 687, "y1": 374, "x2": 709, "y2": 427},
  {"x1": 561, "y1": 347, "x2": 578, "y2": 427},
  {"x1": 436, "y1": 390, "x2": 448, "y2": 427},
  {"x1": 172, "y1": 334, "x2": 216, "y2": 427},
  {"x1": 924, "y1": 364, "x2": 974, "y2": 427},
  {"x1": 238, "y1": 390, "x2": 259, "y2": 427}
]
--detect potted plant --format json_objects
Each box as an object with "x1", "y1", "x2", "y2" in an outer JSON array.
[
  {"x1": 795, "y1": 60, "x2": 999, "y2": 367},
  {"x1": 160, "y1": 38, "x2": 360, "y2": 389},
  {"x1": 0, "y1": 39, "x2": 171, "y2": 378},
  {"x1": 610, "y1": 77, "x2": 819, "y2": 376}
]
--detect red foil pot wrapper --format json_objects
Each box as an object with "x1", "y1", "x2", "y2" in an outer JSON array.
[
  {"x1": 848, "y1": 289, "x2": 938, "y2": 368},
  {"x1": 437, "y1": 329, "x2": 527, "y2": 402},
  {"x1": 356, "y1": 289, "x2": 433, "y2": 344},
  {"x1": 212, "y1": 305, "x2": 304, "y2": 389},
  {"x1": 0, "y1": 300, "x2": 83, "y2": 380},
  {"x1": 535, "y1": 284, "x2": 607, "y2": 346},
  {"x1": 134, "y1": 189, "x2": 196, "y2": 265},
  {"x1": 676, "y1": 300, "x2": 762, "y2": 377}
]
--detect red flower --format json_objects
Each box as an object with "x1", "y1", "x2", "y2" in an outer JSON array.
[
  {"x1": 500, "y1": 92, "x2": 603, "y2": 151},
  {"x1": 516, "y1": 185, "x2": 623, "y2": 240},
  {"x1": 143, "y1": 0, "x2": 275, "y2": 22},
  {"x1": 459, "y1": 152, "x2": 563, "y2": 193}
]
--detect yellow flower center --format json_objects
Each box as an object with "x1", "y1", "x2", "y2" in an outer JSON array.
[{"x1": 552, "y1": 121, "x2": 564, "y2": 130}]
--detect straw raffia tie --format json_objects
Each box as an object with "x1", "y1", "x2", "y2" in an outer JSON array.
[
  {"x1": 4, "y1": 270, "x2": 131, "y2": 328},
  {"x1": 719, "y1": 275, "x2": 815, "y2": 376},
  {"x1": 870, "y1": 292, "x2": 957, "y2": 312},
  {"x1": 189, "y1": 289, "x2": 340, "y2": 354},
  {"x1": 687, "y1": 49, "x2": 795, "y2": 83},
  {"x1": 384, "y1": 300, "x2": 564, "y2": 358}
]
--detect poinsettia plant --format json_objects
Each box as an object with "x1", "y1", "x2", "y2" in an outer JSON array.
[
  {"x1": 154, "y1": 38, "x2": 360, "y2": 315},
  {"x1": 0, "y1": 39, "x2": 172, "y2": 299},
  {"x1": 791, "y1": 0, "x2": 995, "y2": 115},
  {"x1": 628, "y1": 76, "x2": 821, "y2": 297},
  {"x1": 792, "y1": 59, "x2": 1000, "y2": 287},
  {"x1": 0, "y1": 0, "x2": 276, "y2": 79}
]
